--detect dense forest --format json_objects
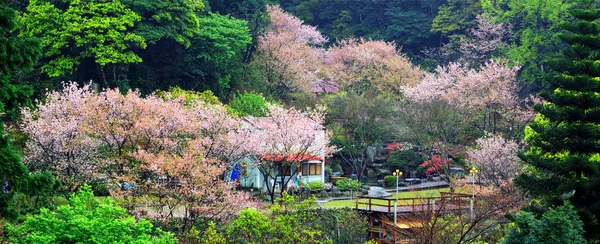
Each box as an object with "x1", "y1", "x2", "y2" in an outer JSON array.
[{"x1": 2, "y1": 0, "x2": 600, "y2": 243}]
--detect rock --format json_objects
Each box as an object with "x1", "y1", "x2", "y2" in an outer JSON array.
[
  {"x1": 319, "y1": 190, "x2": 329, "y2": 198},
  {"x1": 332, "y1": 186, "x2": 341, "y2": 195},
  {"x1": 366, "y1": 168, "x2": 377, "y2": 178},
  {"x1": 378, "y1": 169, "x2": 391, "y2": 177},
  {"x1": 368, "y1": 186, "x2": 391, "y2": 197}
]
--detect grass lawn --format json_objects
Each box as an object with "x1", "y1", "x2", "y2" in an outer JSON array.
[{"x1": 323, "y1": 188, "x2": 464, "y2": 209}]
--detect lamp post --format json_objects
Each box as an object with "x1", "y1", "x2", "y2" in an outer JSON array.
[
  {"x1": 469, "y1": 166, "x2": 478, "y2": 221},
  {"x1": 393, "y1": 169, "x2": 402, "y2": 225}
]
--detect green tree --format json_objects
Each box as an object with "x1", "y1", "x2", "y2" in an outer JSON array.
[
  {"x1": 517, "y1": 0, "x2": 600, "y2": 241},
  {"x1": 323, "y1": 92, "x2": 395, "y2": 180},
  {"x1": 503, "y1": 203, "x2": 586, "y2": 244},
  {"x1": 124, "y1": 0, "x2": 204, "y2": 47},
  {"x1": 190, "y1": 13, "x2": 251, "y2": 98},
  {"x1": 0, "y1": 1, "x2": 46, "y2": 220},
  {"x1": 19, "y1": 0, "x2": 147, "y2": 88},
  {"x1": 0, "y1": 1, "x2": 40, "y2": 121},
  {"x1": 7, "y1": 185, "x2": 177, "y2": 244},
  {"x1": 482, "y1": 0, "x2": 572, "y2": 90},
  {"x1": 431, "y1": 0, "x2": 481, "y2": 36},
  {"x1": 229, "y1": 91, "x2": 269, "y2": 117}
]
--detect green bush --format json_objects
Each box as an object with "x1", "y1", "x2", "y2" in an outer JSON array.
[
  {"x1": 229, "y1": 91, "x2": 270, "y2": 117},
  {"x1": 308, "y1": 181, "x2": 324, "y2": 192},
  {"x1": 384, "y1": 175, "x2": 398, "y2": 187},
  {"x1": 336, "y1": 179, "x2": 361, "y2": 191},
  {"x1": 386, "y1": 150, "x2": 422, "y2": 171},
  {"x1": 7, "y1": 185, "x2": 177, "y2": 244}
]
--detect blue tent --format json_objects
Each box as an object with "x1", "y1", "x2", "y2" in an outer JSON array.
[{"x1": 229, "y1": 163, "x2": 240, "y2": 181}]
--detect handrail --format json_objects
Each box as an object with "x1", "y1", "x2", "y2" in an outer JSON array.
[{"x1": 355, "y1": 192, "x2": 475, "y2": 213}]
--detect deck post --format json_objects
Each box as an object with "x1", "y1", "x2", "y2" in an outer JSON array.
[{"x1": 470, "y1": 198, "x2": 474, "y2": 221}]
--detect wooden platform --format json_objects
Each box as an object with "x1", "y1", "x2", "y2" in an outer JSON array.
[
  {"x1": 357, "y1": 192, "x2": 475, "y2": 243},
  {"x1": 354, "y1": 192, "x2": 473, "y2": 214}
]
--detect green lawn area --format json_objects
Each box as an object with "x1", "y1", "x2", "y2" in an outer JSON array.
[{"x1": 323, "y1": 188, "x2": 463, "y2": 209}]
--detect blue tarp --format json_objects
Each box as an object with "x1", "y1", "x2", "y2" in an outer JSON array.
[{"x1": 230, "y1": 163, "x2": 240, "y2": 181}]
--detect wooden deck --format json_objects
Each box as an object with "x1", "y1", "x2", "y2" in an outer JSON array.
[
  {"x1": 357, "y1": 192, "x2": 475, "y2": 243},
  {"x1": 355, "y1": 192, "x2": 473, "y2": 214}
]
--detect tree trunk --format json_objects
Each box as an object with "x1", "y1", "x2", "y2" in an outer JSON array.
[
  {"x1": 112, "y1": 64, "x2": 117, "y2": 87},
  {"x1": 97, "y1": 64, "x2": 109, "y2": 89}
]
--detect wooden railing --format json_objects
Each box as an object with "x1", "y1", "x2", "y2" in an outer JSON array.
[{"x1": 355, "y1": 192, "x2": 474, "y2": 213}]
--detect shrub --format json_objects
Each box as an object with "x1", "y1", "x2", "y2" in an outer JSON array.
[
  {"x1": 229, "y1": 91, "x2": 270, "y2": 117},
  {"x1": 384, "y1": 175, "x2": 399, "y2": 187},
  {"x1": 336, "y1": 179, "x2": 361, "y2": 191},
  {"x1": 6, "y1": 185, "x2": 177, "y2": 244},
  {"x1": 308, "y1": 181, "x2": 324, "y2": 192},
  {"x1": 387, "y1": 150, "x2": 422, "y2": 171}
]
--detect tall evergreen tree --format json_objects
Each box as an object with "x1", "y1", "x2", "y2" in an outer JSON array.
[
  {"x1": 517, "y1": 0, "x2": 600, "y2": 241},
  {"x1": 0, "y1": 0, "x2": 47, "y2": 219}
]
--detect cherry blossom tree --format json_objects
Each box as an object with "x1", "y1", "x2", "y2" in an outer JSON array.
[
  {"x1": 459, "y1": 15, "x2": 511, "y2": 67},
  {"x1": 22, "y1": 83, "x2": 252, "y2": 227},
  {"x1": 402, "y1": 60, "x2": 533, "y2": 137},
  {"x1": 325, "y1": 38, "x2": 424, "y2": 98},
  {"x1": 467, "y1": 135, "x2": 522, "y2": 188},
  {"x1": 21, "y1": 82, "x2": 101, "y2": 193},
  {"x1": 245, "y1": 104, "x2": 336, "y2": 202},
  {"x1": 254, "y1": 5, "x2": 327, "y2": 97}
]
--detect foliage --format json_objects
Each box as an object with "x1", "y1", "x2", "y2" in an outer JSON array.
[
  {"x1": 124, "y1": 0, "x2": 204, "y2": 47},
  {"x1": 503, "y1": 203, "x2": 586, "y2": 244},
  {"x1": 0, "y1": 2, "x2": 40, "y2": 121},
  {"x1": 402, "y1": 60, "x2": 534, "y2": 138},
  {"x1": 467, "y1": 134, "x2": 522, "y2": 187},
  {"x1": 308, "y1": 181, "x2": 324, "y2": 192},
  {"x1": 19, "y1": 0, "x2": 147, "y2": 88},
  {"x1": 156, "y1": 86, "x2": 221, "y2": 105},
  {"x1": 227, "y1": 193, "x2": 366, "y2": 244},
  {"x1": 383, "y1": 175, "x2": 399, "y2": 187},
  {"x1": 22, "y1": 83, "x2": 252, "y2": 228},
  {"x1": 516, "y1": 1, "x2": 600, "y2": 240},
  {"x1": 6, "y1": 185, "x2": 178, "y2": 244},
  {"x1": 397, "y1": 101, "x2": 464, "y2": 187},
  {"x1": 323, "y1": 92, "x2": 395, "y2": 180},
  {"x1": 226, "y1": 208, "x2": 330, "y2": 244},
  {"x1": 250, "y1": 5, "x2": 326, "y2": 98},
  {"x1": 279, "y1": 0, "x2": 443, "y2": 54},
  {"x1": 189, "y1": 12, "x2": 252, "y2": 98},
  {"x1": 201, "y1": 221, "x2": 225, "y2": 244},
  {"x1": 230, "y1": 91, "x2": 269, "y2": 117},
  {"x1": 0, "y1": 1, "x2": 50, "y2": 221},
  {"x1": 335, "y1": 179, "x2": 361, "y2": 192},
  {"x1": 431, "y1": 0, "x2": 481, "y2": 36},
  {"x1": 325, "y1": 38, "x2": 424, "y2": 98},
  {"x1": 387, "y1": 150, "x2": 423, "y2": 173},
  {"x1": 481, "y1": 0, "x2": 572, "y2": 88}
]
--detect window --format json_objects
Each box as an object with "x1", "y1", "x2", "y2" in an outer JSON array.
[{"x1": 302, "y1": 163, "x2": 321, "y2": 175}]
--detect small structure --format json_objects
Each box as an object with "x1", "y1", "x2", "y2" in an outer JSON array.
[{"x1": 237, "y1": 117, "x2": 328, "y2": 190}]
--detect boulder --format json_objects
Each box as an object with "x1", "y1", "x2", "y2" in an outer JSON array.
[{"x1": 378, "y1": 169, "x2": 391, "y2": 178}]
